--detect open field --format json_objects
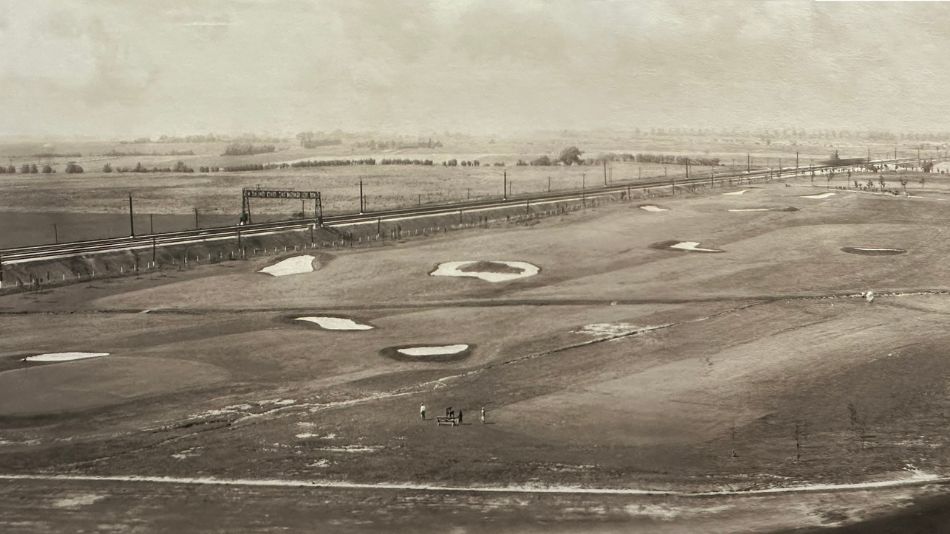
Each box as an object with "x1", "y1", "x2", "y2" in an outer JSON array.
[{"x1": 3, "y1": 173, "x2": 950, "y2": 531}]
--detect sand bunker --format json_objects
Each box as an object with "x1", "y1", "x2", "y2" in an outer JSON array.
[
  {"x1": 722, "y1": 190, "x2": 748, "y2": 196},
  {"x1": 380, "y1": 344, "x2": 474, "y2": 363},
  {"x1": 801, "y1": 192, "x2": 835, "y2": 199},
  {"x1": 259, "y1": 255, "x2": 315, "y2": 277},
  {"x1": 294, "y1": 317, "x2": 373, "y2": 330},
  {"x1": 842, "y1": 247, "x2": 907, "y2": 256},
  {"x1": 639, "y1": 205, "x2": 669, "y2": 212},
  {"x1": 430, "y1": 261, "x2": 539, "y2": 283},
  {"x1": 397, "y1": 344, "x2": 468, "y2": 356},
  {"x1": 651, "y1": 240, "x2": 724, "y2": 253},
  {"x1": 23, "y1": 352, "x2": 108, "y2": 363}
]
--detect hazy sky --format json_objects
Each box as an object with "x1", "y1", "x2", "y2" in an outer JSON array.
[{"x1": 2, "y1": 0, "x2": 950, "y2": 138}]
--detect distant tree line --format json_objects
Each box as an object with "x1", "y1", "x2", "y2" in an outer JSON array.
[
  {"x1": 31, "y1": 152, "x2": 81, "y2": 158},
  {"x1": 99, "y1": 149, "x2": 195, "y2": 157},
  {"x1": 296, "y1": 132, "x2": 343, "y2": 148},
  {"x1": 290, "y1": 158, "x2": 376, "y2": 168},
  {"x1": 442, "y1": 159, "x2": 480, "y2": 167},
  {"x1": 123, "y1": 133, "x2": 286, "y2": 144},
  {"x1": 222, "y1": 143, "x2": 276, "y2": 156},
  {"x1": 110, "y1": 161, "x2": 193, "y2": 173},
  {"x1": 355, "y1": 138, "x2": 442, "y2": 150},
  {"x1": 380, "y1": 158, "x2": 434, "y2": 165}
]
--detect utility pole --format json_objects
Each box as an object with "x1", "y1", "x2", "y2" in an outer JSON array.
[
  {"x1": 778, "y1": 158, "x2": 782, "y2": 178},
  {"x1": 194, "y1": 208, "x2": 199, "y2": 229},
  {"x1": 503, "y1": 170, "x2": 507, "y2": 201},
  {"x1": 149, "y1": 214, "x2": 154, "y2": 234},
  {"x1": 796, "y1": 152, "x2": 799, "y2": 175},
  {"x1": 685, "y1": 159, "x2": 690, "y2": 181},
  {"x1": 603, "y1": 160, "x2": 607, "y2": 186},
  {"x1": 52, "y1": 223, "x2": 58, "y2": 244},
  {"x1": 359, "y1": 179, "x2": 364, "y2": 213},
  {"x1": 128, "y1": 193, "x2": 135, "y2": 237},
  {"x1": 547, "y1": 176, "x2": 551, "y2": 192},
  {"x1": 747, "y1": 153, "x2": 751, "y2": 174},
  {"x1": 582, "y1": 173, "x2": 586, "y2": 204}
]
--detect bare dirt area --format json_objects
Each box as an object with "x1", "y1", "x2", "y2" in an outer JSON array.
[{"x1": 3, "y1": 175, "x2": 950, "y2": 531}]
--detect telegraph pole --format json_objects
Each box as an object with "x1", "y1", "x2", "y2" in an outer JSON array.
[
  {"x1": 747, "y1": 153, "x2": 751, "y2": 173},
  {"x1": 796, "y1": 151, "x2": 799, "y2": 175},
  {"x1": 359, "y1": 179, "x2": 364, "y2": 213},
  {"x1": 503, "y1": 170, "x2": 507, "y2": 201},
  {"x1": 194, "y1": 208, "x2": 199, "y2": 229},
  {"x1": 603, "y1": 160, "x2": 607, "y2": 186},
  {"x1": 128, "y1": 193, "x2": 135, "y2": 237}
]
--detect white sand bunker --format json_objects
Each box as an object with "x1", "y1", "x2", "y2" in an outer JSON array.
[
  {"x1": 259, "y1": 255, "x2": 315, "y2": 277},
  {"x1": 430, "y1": 261, "x2": 539, "y2": 283},
  {"x1": 294, "y1": 317, "x2": 373, "y2": 330},
  {"x1": 669, "y1": 241, "x2": 723, "y2": 253},
  {"x1": 801, "y1": 192, "x2": 835, "y2": 199},
  {"x1": 397, "y1": 344, "x2": 469, "y2": 357},
  {"x1": 639, "y1": 205, "x2": 669, "y2": 212},
  {"x1": 23, "y1": 352, "x2": 109, "y2": 363},
  {"x1": 382, "y1": 343, "x2": 474, "y2": 362},
  {"x1": 722, "y1": 190, "x2": 748, "y2": 196}
]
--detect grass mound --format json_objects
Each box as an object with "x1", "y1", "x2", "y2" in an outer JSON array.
[
  {"x1": 841, "y1": 247, "x2": 906, "y2": 256},
  {"x1": 457, "y1": 261, "x2": 525, "y2": 275}
]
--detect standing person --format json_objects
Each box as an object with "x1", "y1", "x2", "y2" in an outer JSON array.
[
  {"x1": 458, "y1": 409, "x2": 463, "y2": 425},
  {"x1": 420, "y1": 402, "x2": 426, "y2": 421},
  {"x1": 480, "y1": 406, "x2": 486, "y2": 424}
]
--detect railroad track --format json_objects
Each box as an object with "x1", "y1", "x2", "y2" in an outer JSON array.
[{"x1": 0, "y1": 160, "x2": 909, "y2": 265}]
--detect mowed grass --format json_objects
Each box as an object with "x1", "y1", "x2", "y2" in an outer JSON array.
[{"x1": 3, "y1": 176, "x2": 950, "y2": 497}]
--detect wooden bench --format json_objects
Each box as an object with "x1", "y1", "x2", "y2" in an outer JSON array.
[{"x1": 436, "y1": 416, "x2": 459, "y2": 426}]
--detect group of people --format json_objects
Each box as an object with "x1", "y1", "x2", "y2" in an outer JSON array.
[{"x1": 419, "y1": 402, "x2": 486, "y2": 424}]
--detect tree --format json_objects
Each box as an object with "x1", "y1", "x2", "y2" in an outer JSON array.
[
  {"x1": 29, "y1": 164, "x2": 38, "y2": 174},
  {"x1": 558, "y1": 146, "x2": 583, "y2": 165},
  {"x1": 20, "y1": 164, "x2": 30, "y2": 173},
  {"x1": 65, "y1": 162, "x2": 84, "y2": 174},
  {"x1": 102, "y1": 163, "x2": 113, "y2": 173},
  {"x1": 42, "y1": 164, "x2": 53, "y2": 173}
]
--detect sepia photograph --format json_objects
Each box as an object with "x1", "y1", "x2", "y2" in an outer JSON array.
[{"x1": 3, "y1": 0, "x2": 950, "y2": 532}]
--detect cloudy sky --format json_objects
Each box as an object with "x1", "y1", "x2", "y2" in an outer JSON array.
[{"x1": 2, "y1": 0, "x2": 949, "y2": 138}]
